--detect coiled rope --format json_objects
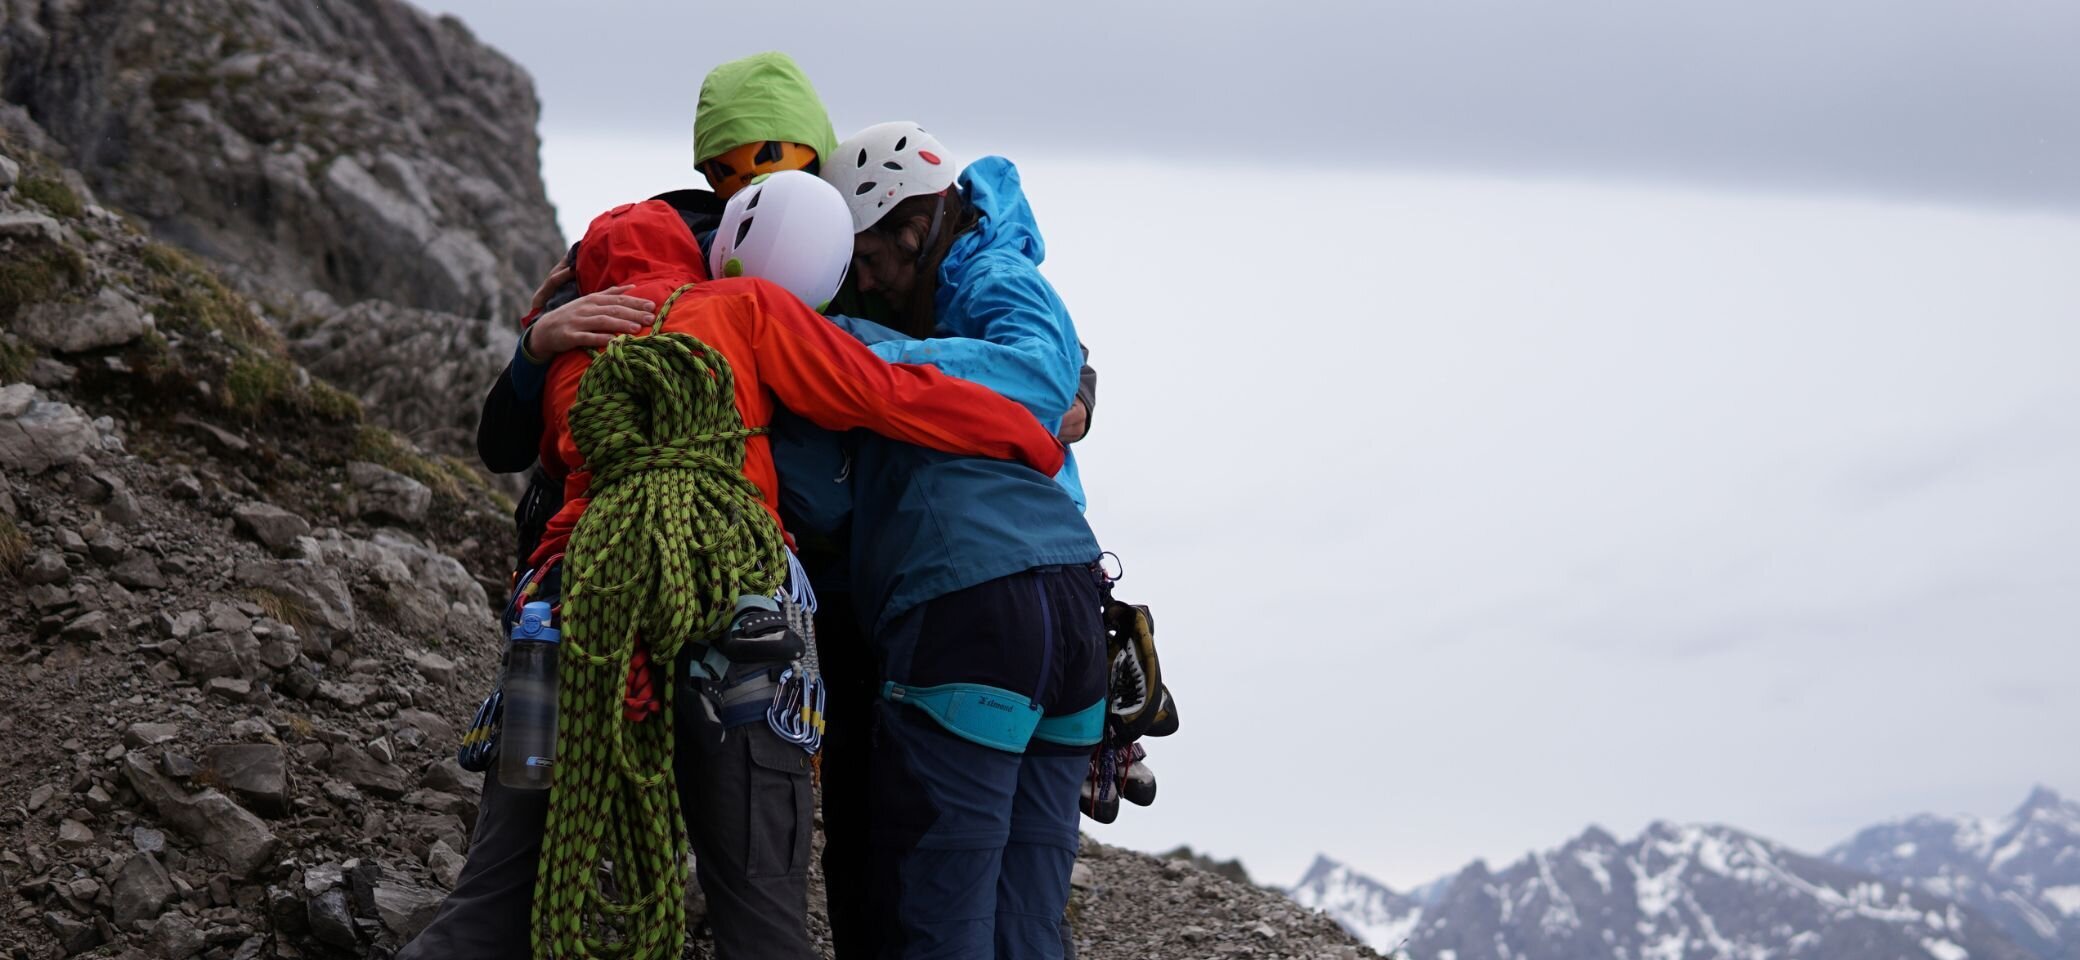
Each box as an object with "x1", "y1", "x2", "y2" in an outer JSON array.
[{"x1": 532, "y1": 284, "x2": 786, "y2": 958}]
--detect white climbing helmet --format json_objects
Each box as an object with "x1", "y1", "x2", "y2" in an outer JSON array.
[
  {"x1": 708, "y1": 170, "x2": 854, "y2": 312},
  {"x1": 820, "y1": 121, "x2": 958, "y2": 233}
]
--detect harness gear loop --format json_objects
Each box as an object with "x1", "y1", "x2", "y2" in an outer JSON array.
[{"x1": 530, "y1": 292, "x2": 786, "y2": 959}]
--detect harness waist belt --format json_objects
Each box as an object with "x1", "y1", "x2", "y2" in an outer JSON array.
[
  {"x1": 1032, "y1": 698, "x2": 1105, "y2": 747},
  {"x1": 882, "y1": 681, "x2": 1042, "y2": 753}
]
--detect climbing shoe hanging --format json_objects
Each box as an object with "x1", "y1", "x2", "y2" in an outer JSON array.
[{"x1": 1081, "y1": 555, "x2": 1181, "y2": 823}]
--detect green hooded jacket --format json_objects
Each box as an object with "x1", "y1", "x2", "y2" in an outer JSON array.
[{"x1": 692, "y1": 52, "x2": 840, "y2": 167}]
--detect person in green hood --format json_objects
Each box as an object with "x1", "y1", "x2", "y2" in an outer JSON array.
[
  {"x1": 692, "y1": 51, "x2": 841, "y2": 199},
  {"x1": 412, "y1": 52, "x2": 841, "y2": 960}
]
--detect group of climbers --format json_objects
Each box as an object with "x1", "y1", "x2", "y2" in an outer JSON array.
[{"x1": 399, "y1": 50, "x2": 1146, "y2": 960}]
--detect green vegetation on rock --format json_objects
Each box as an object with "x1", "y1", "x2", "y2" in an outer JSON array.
[
  {"x1": 0, "y1": 245, "x2": 87, "y2": 320},
  {"x1": 15, "y1": 175, "x2": 82, "y2": 219},
  {"x1": 0, "y1": 514, "x2": 27, "y2": 577},
  {"x1": 0, "y1": 337, "x2": 35, "y2": 383}
]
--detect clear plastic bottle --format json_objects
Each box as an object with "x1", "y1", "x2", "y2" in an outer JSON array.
[{"x1": 499, "y1": 601, "x2": 560, "y2": 790}]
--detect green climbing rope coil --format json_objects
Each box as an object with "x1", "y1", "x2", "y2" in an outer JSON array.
[{"x1": 532, "y1": 285, "x2": 787, "y2": 958}]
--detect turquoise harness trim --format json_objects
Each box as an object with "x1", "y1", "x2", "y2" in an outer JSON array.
[
  {"x1": 1032, "y1": 698, "x2": 1105, "y2": 747},
  {"x1": 882, "y1": 681, "x2": 1042, "y2": 753},
  {"x1": 691, "y1": 644, "x2": 734, "y2": 683}
]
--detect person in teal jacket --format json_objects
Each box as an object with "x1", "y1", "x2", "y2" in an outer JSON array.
[
  {"x1": 834, "y1": 157, "x2": 1089, "y2": 510},
  {"x1": 783, "y1": 122, "x2": 1103, "y2": 960}
]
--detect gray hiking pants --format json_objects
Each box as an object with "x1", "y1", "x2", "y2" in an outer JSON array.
[{"x1": 395, "y1": 669, "x2": 815, "y2": 960}]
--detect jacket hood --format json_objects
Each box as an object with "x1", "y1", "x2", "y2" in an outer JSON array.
[
  {"x1": 693, "y1": 52, "x2": 841, "y2": 167},
  {"x1": 575, "y1": 200, "x2": 709, "y2": 296},
  {"x1": 941, "y1": 156, "x2": 1045, "y2": 283}
]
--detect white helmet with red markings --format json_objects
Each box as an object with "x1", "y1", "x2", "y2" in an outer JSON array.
[{"x1": 819, "y1": 121, "x2": 958, "y2": 233}]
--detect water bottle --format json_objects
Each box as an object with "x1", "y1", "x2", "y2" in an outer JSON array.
[{"x1": 499, "y1": 601, "x2": 560, "y2": 790}]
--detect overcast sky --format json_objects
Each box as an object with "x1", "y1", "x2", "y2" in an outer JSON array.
[
  {"x1": 421, "y1": 1, "x2": 2080, "y2": 888},
  {"x1": 428, "y1": 0, "x2": 2078, "y2": 216}
]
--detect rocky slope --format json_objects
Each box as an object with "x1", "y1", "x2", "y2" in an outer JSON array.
[
  {"x1": 0, "y1": 0, "x2": 565, "y2": 459},
  {"x1": 1829, "y1": 788, "x2": 2080, "y2": 960},
  {"x1": 1296, "y1": 792, "x2": 2077, "y2": 960},
  {"x1": 0, "y1": 109, "x2": 518, "y2": 957},
  {"x1": 1073, "y1": 845, "x2": 1381, "y2": 960}
]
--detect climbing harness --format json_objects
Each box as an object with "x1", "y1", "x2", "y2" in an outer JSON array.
[
  {"x1": 883, "y1": 681, "x2": 1046, "y2": 753},
  {"x1": 531, "y1": 284, "x2": 787, "y2": 959},
  {"x1": 1032, "y1": 697, "x2": 1106, "y2": 747}
]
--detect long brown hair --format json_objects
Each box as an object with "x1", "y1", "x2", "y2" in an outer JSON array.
[{"x1": 870, "y1": 188, "x2": 979, "y2": 338}]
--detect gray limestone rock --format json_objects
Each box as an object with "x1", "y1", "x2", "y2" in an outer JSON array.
[
  {"x1": 125, "y1": 722, "x2": 180, "y2": 748},
  {"x1": 233, "y1": 558, "x2": 356, "y2": 643},
  {"x1": 112, "y1": 553, "x2": 168, "y2": 590},
  {"x1": 42, "y1": 911, "x2": 103, "y2": 955},
  {"x1": 174, "y1": 631, "x2": 251, "y2": 681},
  {"x1": 232, "y1": 502, "x2": 311, "y2": 557},
  {"x1": 152, "y1": 912, "x2": 208, "y2": 959},
  {"x1": 346, "y1": 461, "x2": 431, "y2": 524},
  {"x1": 425, "y1": 840, "x2": 465, "y2": 889},
  {"x1": 56, "y1": 819, "x2": 93, "y2": 849},
  {"x1": 121, "y1": 752, "x2": 279, "y2": 878},
  {"x1": 203, "y1": 743, "x2": 289, "y2": 818},
  {"x1": 12, "y1": 286, "x2": 151, "y2": 353},
  {"x1": 111, "y1": 852, "x2": 176, "y2": 927},
  {"x1": 306, "y1": 886, "x2": 358, "y2": 948},
  {"x1": 329, "y1": 743, "x2": 408, "y2": 799},
  {"x1": 23, "y1": 550, "x2": 70, "y2": 584},
  {"x1": 370, "y1": 879, "x2": 441, "y2": 938},
  {"x1": 0, "y1": 385, "x2": 97, "y2": 473},
  {"x1": 305, "y1": 529, "x2": 490, "y2": 640},
  {"x1": 406, "y1": 648, "x2": 457, "y2": 687}
]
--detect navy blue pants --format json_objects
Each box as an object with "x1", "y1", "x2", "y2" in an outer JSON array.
[{"x1": 867, "y1": 565, "x2": 1105, "y2": 960}]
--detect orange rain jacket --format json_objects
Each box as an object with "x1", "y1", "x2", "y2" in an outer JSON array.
[{"x1": 529, "y1": 199, "x2": 1065, "y2": 569}]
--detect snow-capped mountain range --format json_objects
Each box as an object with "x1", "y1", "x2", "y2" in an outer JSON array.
[
  {"x1": 1290, "y1": 787, "x2": 2080, "y2": 960},
  {"x1": 1828, "y1": 786, "x2": 2080, "y2": 960}
]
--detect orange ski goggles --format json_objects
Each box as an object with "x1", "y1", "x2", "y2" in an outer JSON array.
[{"x1": 701, "y1": 140, "x2": 820, "y2": 199}]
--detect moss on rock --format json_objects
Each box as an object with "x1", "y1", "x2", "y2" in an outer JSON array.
[{"x1": 15, "y1": 175, "x2": 82, "y2": 219}]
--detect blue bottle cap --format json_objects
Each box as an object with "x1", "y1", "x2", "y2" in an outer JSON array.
[{"x1": 512, "y1": 601, "x2": 560, "y2": 644}]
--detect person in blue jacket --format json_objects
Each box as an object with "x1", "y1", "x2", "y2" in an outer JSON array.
[{"x1": 788, "y1": 121, "x2": 1102, "y2": 960}]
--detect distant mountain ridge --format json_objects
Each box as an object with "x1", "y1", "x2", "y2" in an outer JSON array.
[
  {"x1": 1829, "y1": 787, "x2": 2080, "y2": 960},
  {"x1": 1292, "y1": 788, "x2": 2076, "y2": 960}
]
